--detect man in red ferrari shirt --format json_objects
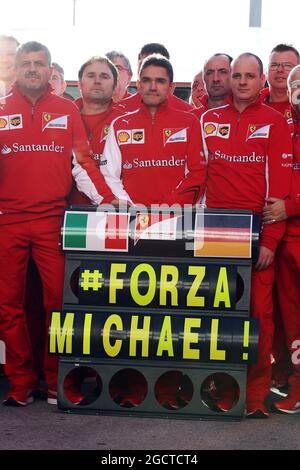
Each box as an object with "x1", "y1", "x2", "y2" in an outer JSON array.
[
  {"x1": 0, "y1": 35, "x2": 19, "y2": 97},
  {"x1": 117, "y1": 43, "x2": 192, "y2": 113},
  {"x1": 263, "y1": 64, "x2": 300, "y2": 414},
  {"x1": 0, "y1": 35, "x2": 19, "y2": 377},
  {"x1": 49, "y1": 62, "x2": 66, "y2": 97},
  {"x1": 0, "y1": 41, "x2": 112, "y2": 407},
  {"x1": 101, "y1": 54, "x2": 206, "y2": 207},
  {"x1": 262, "y1": 44, "x2": 300, "y2": 393},
  {"x1": 190, "y1": 71, "x2": 205, "y2": 108},
  {"x1": 105, "y1": 51, "x2": 133, "y2": 103},
  {"x1": 262, "y1": 44, "x2": 299, "y2": 132},
  {"x1": 69, "y1": 56, "x2": 123, "y2": 205},
  {"x1": 191, "y1": 53, "x2": 232, "y2": 120},
  {"x1": 201, "y1": 53, "x2": 293, "y2": 418},
  {"x1": 100, "y1": 53, "x2": 206, "y2": 408}
]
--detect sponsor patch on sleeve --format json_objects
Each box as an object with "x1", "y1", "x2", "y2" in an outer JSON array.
[
  {"x1": 0, "y1": 114, "x2": 23, "y2": 130},
  {"x1": 9, "y1": 114, "x2": 23, "y2": 129},
  {"x1": 217, "y1": 124, "x2": 230, "y2": 138},
  {"x1": 117, "y1": 130, "x2": 132, "y2": 144},
  {"x1": 246, "y1": 124, "x2": 271, "y2": 140},
  {"x1": 100, "y1": 125, "x2": 110, "y2": 142},
  {"x1": 0, "y1": 116, "x2": 9, "y2": 130},
  {"x1": 42, "y1": 113, "x2": 68, "y2": 131},
  {"x1": 132, "y1": 129, "x2": 145, "y2": 144},
  {"x1": 163, "y1": 128, "x2": 187, "y2": 145},
  {"x1": 204, "y1": 122, "x2": 230, "y2": 138},
  {"x1": 204, "y1": 122, "x2": 218, "y2": 137},
  {"x1": 284, "y1": 110, "x2": 293, "y2": 125}
]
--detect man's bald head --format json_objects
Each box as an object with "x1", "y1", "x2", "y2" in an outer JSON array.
[
  {"x1": 231, "y1": 53, "x2": 265, "y2": 111},
  {"x1": 232, "y1": 53, "x2": 264, "y2": 76},
  {"x1": 287, "y1": 64, "x2": 300, "y2": 88},
  {"x1": 203, "y1": 53, "x2": 232, "y2": 102},
  {"x1": 287, "y1": 64, "x2": 300, "y2": 113}
]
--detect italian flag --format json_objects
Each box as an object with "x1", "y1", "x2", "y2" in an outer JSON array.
[{"x1": 63, "y1": 211, "x2": 130, "y2": 252}]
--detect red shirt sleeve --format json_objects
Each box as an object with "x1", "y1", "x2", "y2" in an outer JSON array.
[
  {"x1": 260, "y1": 115, "x2": 293, "y2": 251},
  {"x1": 166, "y1": 115, "x2": 207, "y2": 205}
]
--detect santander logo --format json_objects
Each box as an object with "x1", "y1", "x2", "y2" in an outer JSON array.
[{"x1": 1, "y1": 144, "x2": 12, "y2": 155}]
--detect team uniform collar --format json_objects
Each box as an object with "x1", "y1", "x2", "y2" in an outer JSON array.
[
  {"x1": 75, "y1": 96, "x2": 117, "y2": 117},
  {"x1": 139, "y1": 98, "x2": 169, "y2": 117},
  {"x1": 226, "y1": 94, "x2": 263, "y2": 114},
  {"x1": 12, "y1": 83, "x2": 54, "y2": 105}
]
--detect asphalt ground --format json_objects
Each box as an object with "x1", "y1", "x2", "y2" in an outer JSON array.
[{"x1": 1, "y1": 375, "x2": 300, "y2": 452}]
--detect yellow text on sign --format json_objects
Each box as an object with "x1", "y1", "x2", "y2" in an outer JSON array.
[
  {"x1": 107, "y1": 263, "x2": 232, "y2": 308},
  {"x1": 48, "y1": 312, "x2": 247, "y2": 362}
]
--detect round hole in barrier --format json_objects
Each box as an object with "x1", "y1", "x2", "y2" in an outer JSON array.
[
  {"x1": 63, "y1": 366, "x2": 102, "y2": 406},
  {"x1": 109, "y1": 368, "x2": 148, "y2": 408},
  {"x1": 200, "y1": 372, "x2": 240, "y2": 413},
  {"x1": 236, "y1": 273, "x2": 245, "y2": 303},
  {"x1": 70, "y1": 267, "x2": 80, "y2": 298},
  {"x1": 155, "y1": 371, "x2": 193, "y2": 410}
]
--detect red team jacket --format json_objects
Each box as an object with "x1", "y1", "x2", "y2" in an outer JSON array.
[
  {"x1": 191, "y1": 104, "x2": 206, "y2": 120},
  {"x1": 201, "y1": 97, "x2": 293, "y2": 252},
  {"x1": 261, "y1": 87, "x2": 294, "y2": 134},
  {"x1": 74, "y1": 97, "x2": 122, "y2": 167},
  {"x1": 0, "y1": 85, "x2": 109, "y2": 224},
  {"x1": 100, "y1": 100, "x2": 206, "y2": 206},
  {"x1": 69, "y1": 97, "x2": 122, "y2": 204},
  {"x1": 284, "y1": 122, "x2": 300, "y2": 241}
]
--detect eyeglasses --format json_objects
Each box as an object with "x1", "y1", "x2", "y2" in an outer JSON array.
[{"x1": 269, "y1": 62, "x2": 295, "y2": 71}]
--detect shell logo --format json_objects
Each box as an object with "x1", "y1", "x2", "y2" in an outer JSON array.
[
  {"x1": 118, "y1": 131, "x2": 131, "y2": 143},
  {"x1": 205, "y1": 123, "x2": 217, "y2": 135},
  {"x1": 0, "y1": 118, "x2": 8, "y2": 128}
]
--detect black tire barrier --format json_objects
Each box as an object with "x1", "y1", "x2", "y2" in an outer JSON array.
[
  {"x1": 51, "y1": 207, "x2": 260, "y2": 420},
  {"x1": 57, "y1": 360, "x2": 247, "y2": 420}
]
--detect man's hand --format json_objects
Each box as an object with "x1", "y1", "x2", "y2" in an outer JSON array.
[
  {"x1": 99, "y1": 199, "x2": 131, "y2": 209},
  {"x1": 263, "y1": 197, "x2": 287, "y2": 224},
  {"x1": 255, "y1": 246, "x2": 274, "y2": 271},
  {"x1": 110, "y1": 199, "x2": 131, "y2": 207}
]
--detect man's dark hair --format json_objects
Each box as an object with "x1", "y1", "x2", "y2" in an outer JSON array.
[
  {"x1": 212, "y1": 53, "x2": 233, "y2": 64},
  {"x1": 0, "y1": 35, "x2": 19, "y2": 47},
  {"x1": 139, "y1": 54, "x2": 173, "y2": 83},
  {"x1": 235, "y1": 52, "x2": 264, "y2": 75},
  {"x1": 271, "y1": 43, "x2": 300, "y2": 62},
  {"x1": 51, "y1": 62, "x2": 64, "y2": 80},
  {"x1": 204, "y1": 53, "x2": 233, "y2": 70},
  {"x1": 105, "y1": 50, "x2": 132, "y2": 75},
  {"x1": 78, "y1": 56, "x2": 118, "y2": 86},
  {"x1": 15, "y1": 41, "x2": 51, "y2": 66},
  {"x1": 138, "y1": 43, "x2": 170, "y2": 60}
]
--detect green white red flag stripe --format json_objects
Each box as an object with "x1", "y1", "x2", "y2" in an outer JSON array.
[{"x1": 62, "y1": 211, "x2": 130, "y2": 252}]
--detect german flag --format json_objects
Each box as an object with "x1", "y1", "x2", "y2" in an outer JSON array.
[{"x1": 194, "y1": 213, "x2": 252, "y2": 258}]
